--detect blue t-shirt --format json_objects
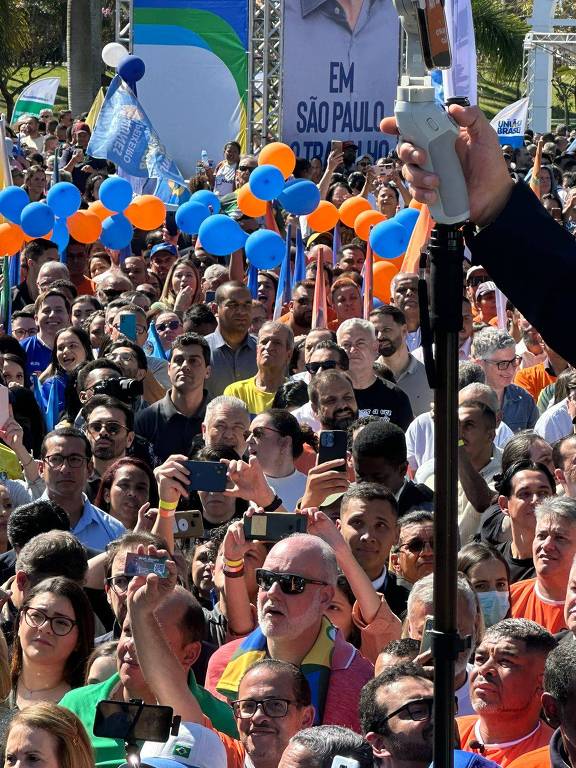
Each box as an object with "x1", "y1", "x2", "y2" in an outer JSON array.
[{"x1": 21, "y1": 335, "x2": 52, "y2": 378}]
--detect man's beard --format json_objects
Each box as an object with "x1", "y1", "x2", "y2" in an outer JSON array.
[
  {"x1": 378, "y1": 340, "x2": 399, "y2": 357},
  {"x1": 323, "y1": 409, "x2": 357, "y2": 431},
  {"x1": 384, "y1": 726, "x2": 433, "y2": 763}
]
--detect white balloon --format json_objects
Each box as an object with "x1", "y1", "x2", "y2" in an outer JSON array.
[{"x1": 102, "y1": 42, "x2": 129, "y2": 68}]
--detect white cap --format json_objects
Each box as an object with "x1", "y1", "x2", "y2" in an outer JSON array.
[{"x1": 125, "y1": 723, "x2": 227, "y2": 768}]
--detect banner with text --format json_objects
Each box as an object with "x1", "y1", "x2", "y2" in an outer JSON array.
[
  {"x1": 133, "y1": 0, "x2": 248, "y2": 177},
  {"x1": 490, "y1": 98, "x2": 529, "y2": 149},
  {"x1": 281, "y1": 0, "x2": 399, "y2": 161}
]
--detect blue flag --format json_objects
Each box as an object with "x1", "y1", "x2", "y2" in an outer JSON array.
[
  {"x1": 45, "y1": 378, "x2": 61, "y2": 431},
  {"x1": 292, "y1": 228, "x2": 306, "y2": 287},
  {"x1": 32, "y1": 375, "x2": 45, "y2": 412},
  {"x1": 273, "y1": 224, "x2": 292, "y2": 320},
  {"x1": 155, "y1": 178, "x2": 191, "y2": 208},
  {"x1": 87, "y1": 75, "x2": 186, "y2": 194},
  {"x1": 146, "y1": 322, "x2": 168, "y2": 360},
  {"x1": 332, "y1": 221, "x2": 341, "y2": 266},
  {"x1": 247, "y1": 263, "x2": 259, "y2": 299}
]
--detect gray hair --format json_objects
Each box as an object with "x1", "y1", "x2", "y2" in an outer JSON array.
[
  {"x1": 258, "y1": 320, "x2": 294, "y2": 349},
  {"x1": 407, "y1": 572, "x2": 477, "y2": 619},
  {"x1": 283, "y1": 533, "x2": 338, "y2": 586},
  {"x1": 337, "y1": 318, "x2": 376, "y2": 341},
  {"x1": 459, "y1": 383, "x2": 499, "y2": 415},
  {"x1": 399, "y1": 510, "x2": 434, "y2": 530},
  {"x1": 458, "y1": 361, "x2": 486, "y2": 389},
  {"x1": 288, "y1": 726, "x2": 373, "y2": 768},
  {"x1": 535, "y1": 495, "x2": 576, "y2": 526},
  {"x1": 204, "y1": 395, "x2": 249, "y2": 422},
  {"x1": 202, "y1": 264, "x2": 228, "y2": 282},
  {"x1": 471, "y1": 328, "x2": 515, "y2": 360}
]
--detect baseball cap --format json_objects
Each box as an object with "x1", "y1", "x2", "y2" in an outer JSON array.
[
  {"x1": 72, "y1": 121, "x2": 91, "y2": 134},
  {"x1": 465, "y1": 265, "x2": 485, "y2": 282},
  {"x1": 343, "y1": 140, "x2": 358, "y2": 149},
  {"x1": 475, "y1": 280, "x2": 497, "y2": 301},
  {"x1": 150, "y1": 243, "x2": 178, "y2": 258},
  {"x1": 133, "y1": 723, "x2": 227, "y2": 768}
]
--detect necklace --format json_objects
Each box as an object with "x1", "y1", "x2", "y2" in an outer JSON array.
[{"x1": 18, "y1": 678, "x2": 67, "y2": 700}]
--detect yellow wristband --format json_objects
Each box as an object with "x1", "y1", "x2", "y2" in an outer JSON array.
[
  {"x1": 458, "y1": 439, "x2": 465, "y2": 447},
  {"x1": 224, "y1": 558, "x2": 244, "y2": 568},
  {"x1": 158, "y1": 499, "x2": 178, "y2": 510},
  {"x1": 158, "y1": 506, "x2": 176, "y2": 519}
]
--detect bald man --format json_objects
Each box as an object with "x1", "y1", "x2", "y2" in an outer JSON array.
[{"x1": 205, "y1": 534, "x2": 374, "y2": 732}]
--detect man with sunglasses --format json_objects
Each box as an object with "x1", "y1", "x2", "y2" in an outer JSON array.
[
  {"x1": 234, "y1": 154, "x2": 258, "y2": 188},
  {"x1": 465, "y1": 265, "x2": 490, "y2": 307},
  {"x1": 472, "y1": 328, "x2": 539, "y2": 433},
  {"x1": 360, "y1": 661, "x2": 435, "y2": 768},
  {"x1": 95, "y1": 271, "x2": 133, "y2": 306},
  {"x1": 205, "y1": 533, "x2": 373, "y2": 732},
  {"x1": 390, "y1": 510, "x2": 435, "y2": 590},
  {"x1": 292, "y1": 341, "x2": 350, "y2": 432},
  {"x1": 38, "y1": 427, "x2": 125, "y2": 551}
]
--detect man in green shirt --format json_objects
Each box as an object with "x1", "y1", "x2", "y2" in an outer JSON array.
[{"x1": 60, "y1": 586, "x2": 237, "y2": 768}]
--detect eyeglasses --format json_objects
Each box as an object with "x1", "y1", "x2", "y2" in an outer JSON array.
[
  {"x1": 43, "y1": 453, "x2": 88, "y2": 469},
  {"x1": 86, "y1": 420, "x2": 128, "y2": 437},
  {"x1": 247, "y1": 426, "x2": 282, "y2": 440},
  {"x1": 256, "y1": 568, "x2": 328, "y2": 595},
  {"x1": 232, "y1": 698, "x2": 293, "y2": 719},
  {"x1": 12, "y1": 328, "x2": 37, "y2": 339},
  {"x1": 295, "y1": 297, "x2": 311, "y2": 305},
  {"x1": 22, "y1": 607, "x2": 77, "y2": 636},
  {"x1": 108, "y1": 352, "x2": 137, "y2": 364},
  {"x1": 399, "y1": 538, "x2": 434, "y2": 554},
  {"x1": 484, "y1": 356, "x2": 521, "y2": 371},
  {"x1": 101, "y1": 289, "x2": 124, "y2": 299},
  {"x1": 238, "y1": 165, "x2": 256, "y2": 172},
  {"x1": 106, "y1": 574, "x2": 134, "y2": 594},
  {"x1": 156, "y1": 320, "x2": 181, "y2": 333},
  {"x1": 113, "y1": 323, "x2": 146, "y2": 335},
  {"x1": 382, "y1": 697, "x2": 434, "y2": 724},
  {"x1": 305, "y1": 360, "x2": 338, "y2": 374}
]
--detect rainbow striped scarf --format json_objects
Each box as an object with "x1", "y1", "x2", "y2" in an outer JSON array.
[{"x1": 216, "y1": 617, "x2": 336, "y2": 725}]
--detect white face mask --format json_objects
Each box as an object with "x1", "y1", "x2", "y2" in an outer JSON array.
[{"x1": 477, "y1": 590, "x2": 510, "y2": 628}]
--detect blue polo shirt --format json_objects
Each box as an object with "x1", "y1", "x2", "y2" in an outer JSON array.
[
  {"x1": 21, "y1": 335, "x2": 52, "y2": 378},
  {"x1": 41, "y1": 491, "x2": 125, "y2": 552}
]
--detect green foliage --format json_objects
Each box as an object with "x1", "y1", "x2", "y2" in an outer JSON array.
[{"x1": 472, "y1": 0, "x2": 529, "y2": 82}]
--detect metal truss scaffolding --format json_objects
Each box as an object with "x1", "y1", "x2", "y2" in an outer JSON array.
[
  {"x1": 247, "y1": 0, "x2": 283, "y2": 152},
  {"x1": 115, "y1": 0, "x2": 133, "y2": 51},
  {"x1": 524, "y1": 30, "x2": 576, "y2": 131}
]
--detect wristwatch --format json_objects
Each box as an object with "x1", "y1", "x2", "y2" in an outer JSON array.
[{"x1": 262, "y1": 495, "x2": 283, "y2": 512}]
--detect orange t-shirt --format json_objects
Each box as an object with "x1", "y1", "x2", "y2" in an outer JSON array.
[
  {"x1": 457, "y1": 715, "x2": 553, "y2": 768},
  {"x1": 514, "y1": 363, "x2": 556, "y2": 402},
  {"x1": 202, "y1": 717, "x2": 245, "y2": 768},
  {"x1": 510, "y1": 578, "x2": 567, "y2": 633},
  {"x1": 508, "y1": 745, "x2": 550, "y2": 768},
  {"x1": 73, "y1": 274, "x2": 96, "y2": 296}
]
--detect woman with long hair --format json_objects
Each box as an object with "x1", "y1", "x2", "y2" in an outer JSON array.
[
  {"x1": 10, "y1": 577, "x2": 94, "y2": 710},
  {"x1": 39, "y1": 327, "x2": 94, "y2": 424},
  {"x1": 22, "y1": 165, "x2": 46, "y2": 202},
  {"x1": 2, "y1": 702, "x2": 94, "y2": 768},
  {"x1": 94, "y1": 457, "x2": 158, "y2": 530},
  {"x1": 158, "y1": 257, "x2": 201, "y2": 313}
]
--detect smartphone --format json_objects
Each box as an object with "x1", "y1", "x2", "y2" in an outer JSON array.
[
  {"x1": 205, "y1": 290, "x2": 216, "y2": 303},
  {"x1": 184, "y1": 460, "x2": 228, "y2": 493},
  {"x1": 124, "y1": 553, "x2": 169, "y2": 579},
  {"x1": 417, "y1": 0, "x2": 451, "y2": 70},
  {"x1": 243, "y1": 512, "x2": 308, "y2": 542},
  {"x1": 94, "y1": 700, "x2": 174, "y2": 742},
  {"x1": 118, "y1": 312, "x2": 137, "y2": 342},
  {"x1": 419, "y1": 615, "x2": 435, "y2": 655},
  {"x1": 331, "y1": 140, "x2": 343, "y2": 154},
  {"x1": 318, "y1": 430, "x2": 347, "y2": 471},
  {"x1": 0, "y1": 385, "x2": 9, "y2": 428},
  {"x1": 173, "y1": 510, "x2": 204, "y2": 539}
]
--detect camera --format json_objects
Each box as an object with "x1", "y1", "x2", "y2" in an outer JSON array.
[{"x1": 91, "y1": 377, "x2": 144, "y2": 404}]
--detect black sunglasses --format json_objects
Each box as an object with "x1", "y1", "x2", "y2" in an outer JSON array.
[
  {"x1": 399, "y1": 538, "x2": 434, "y2": 554},
  {"x1": 256, "y1": 568, "x2": 328, "y2": 595},
  {"x1": 305, "y1": 360, "x2": 338, "y2": 374},
  {"x1": 156, "y1": 319, "x2": 181, "y2": 332}
]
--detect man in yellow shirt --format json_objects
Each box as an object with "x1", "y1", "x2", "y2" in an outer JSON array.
[{"x1": 224, "y1": 321, "x2": 294, "y2": 415}]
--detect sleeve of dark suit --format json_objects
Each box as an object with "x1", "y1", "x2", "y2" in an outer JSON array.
[{"x1": 467, "y1": 180, "x2": 576, "y2": 365}]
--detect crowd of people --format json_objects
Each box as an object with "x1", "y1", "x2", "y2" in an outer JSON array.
[{"x1": 0, "y1": 101, "x2": 576, "y2": 768}]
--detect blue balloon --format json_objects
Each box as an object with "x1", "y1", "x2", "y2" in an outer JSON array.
[
  {"x1": 245, "y1": 230, "x2": 285, "y2": 269},
  {"x1": 46, "y1": 182, "x2": 81, "y2": 219},
  {"x1": 373, "y1": 297, "x2": 385, "y2": 309},
  {"x1": 249, "y1": 165, "x2": 285, "y2": 201},
  {"x1": 370, "y1": 219, "x2": 409, "y2": 260},
  {"x1": 0, "y1": 186, "x2": 29, "y2": 224},
  {"x1": 99, "y1": 177, "x2": 133, "y2": 213},
  {"x1": 192, "y1": 190, "x2": 221, "y2": 214},
  {"x1": 198, "y1": 214, "x2": 247, "y2": 256},
  {"x1": 20, "y1": 202, "x2": 55, "y2": 238},
  {"x1": 394, "y1": 207, "x2": 420, "y2": 236},
  {"x1": 278, "y1": 179, "x2": 320, "y2": 215},
  {"x1": 52, "y1": 218, "x2": 69, "y2": 254},
  {"x1": 118, "y1": 55, "x2": 146, "y2": 84},
  {"x1": 175, "y1": 201, "x2": 210, "y2": 235},
  {"x1": 100, "y1": 214, "x2": 134, "y2": 249}
]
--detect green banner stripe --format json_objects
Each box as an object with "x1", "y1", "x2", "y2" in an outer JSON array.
[
  {"x1": 12, "y1": 98, "x2": 53, "y2": 122},
  {"x1": 134, "y1": 7, "x2": 247, "y2": 106}
]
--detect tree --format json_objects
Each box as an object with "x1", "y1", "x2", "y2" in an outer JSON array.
[
  {"x1": 472, "y1": 0, "x2": 529, "y2": 83},
  {"x1": 67, "y1": 0, "x2": 103, "y2": 115}
]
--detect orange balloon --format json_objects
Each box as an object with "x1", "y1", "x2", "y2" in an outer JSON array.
[
  {"x1": 354, "y1": 210, "x2": 386, "y2": 241},
  {"x1": 67, "y1": 211, "x2": 102, "y2": 244},
  {"x1": 236, "y1": 184, "x2": 267, "y2": 217},
  {"x1": 409, "y1": 198, "x2": 424, "y2": 210},
  {"x1": 389, "y1": 253, "x2": 405, "y2": 271},
  {"x1": 125, "y1": 195, "x2": 166, "y2": 230},
  {"x1": 89, "y1": 200, "x2": 114, "y2": 221},
  {"x1": 339, "y1": 196, "x2": 372, "y2": 228},
  {"x1": 307, "y1": 201, "x2": 340, "y2": 232},
  {"x1": 258, "y1": 142, "x2": 296, "y2": 179},
  {"x1": 0, "y1": 223, "x2": 24, "y2": 256},
  {"x1": 372, "y1": 260, "x2": 399, "y2": 303}
]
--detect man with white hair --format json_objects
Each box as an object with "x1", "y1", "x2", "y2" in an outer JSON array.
[
  {"x1": 205, "y1": 533, "x2": 373, "y2": 731},
  {"x1": 511, "y1": 496, "x2": 576, "y2": 633},
  {"x1": 472, "y1": 327, "x2": 539, "y2": 433},
  {"x1": 337, "y1": 318, "x2": 413, "y2": 430},
  {"x1": 406, "y1": 572, "x2": 481, "y2": 716},
  {"x1": 37, "y1": 261, "x2": 71, "y2": 294},
  {"x1": 201, "y1": 395, "x2": 250, "y2": 456},
  {"x1": 201, "y1": 264, "x2": 229, "y2": 300}
]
